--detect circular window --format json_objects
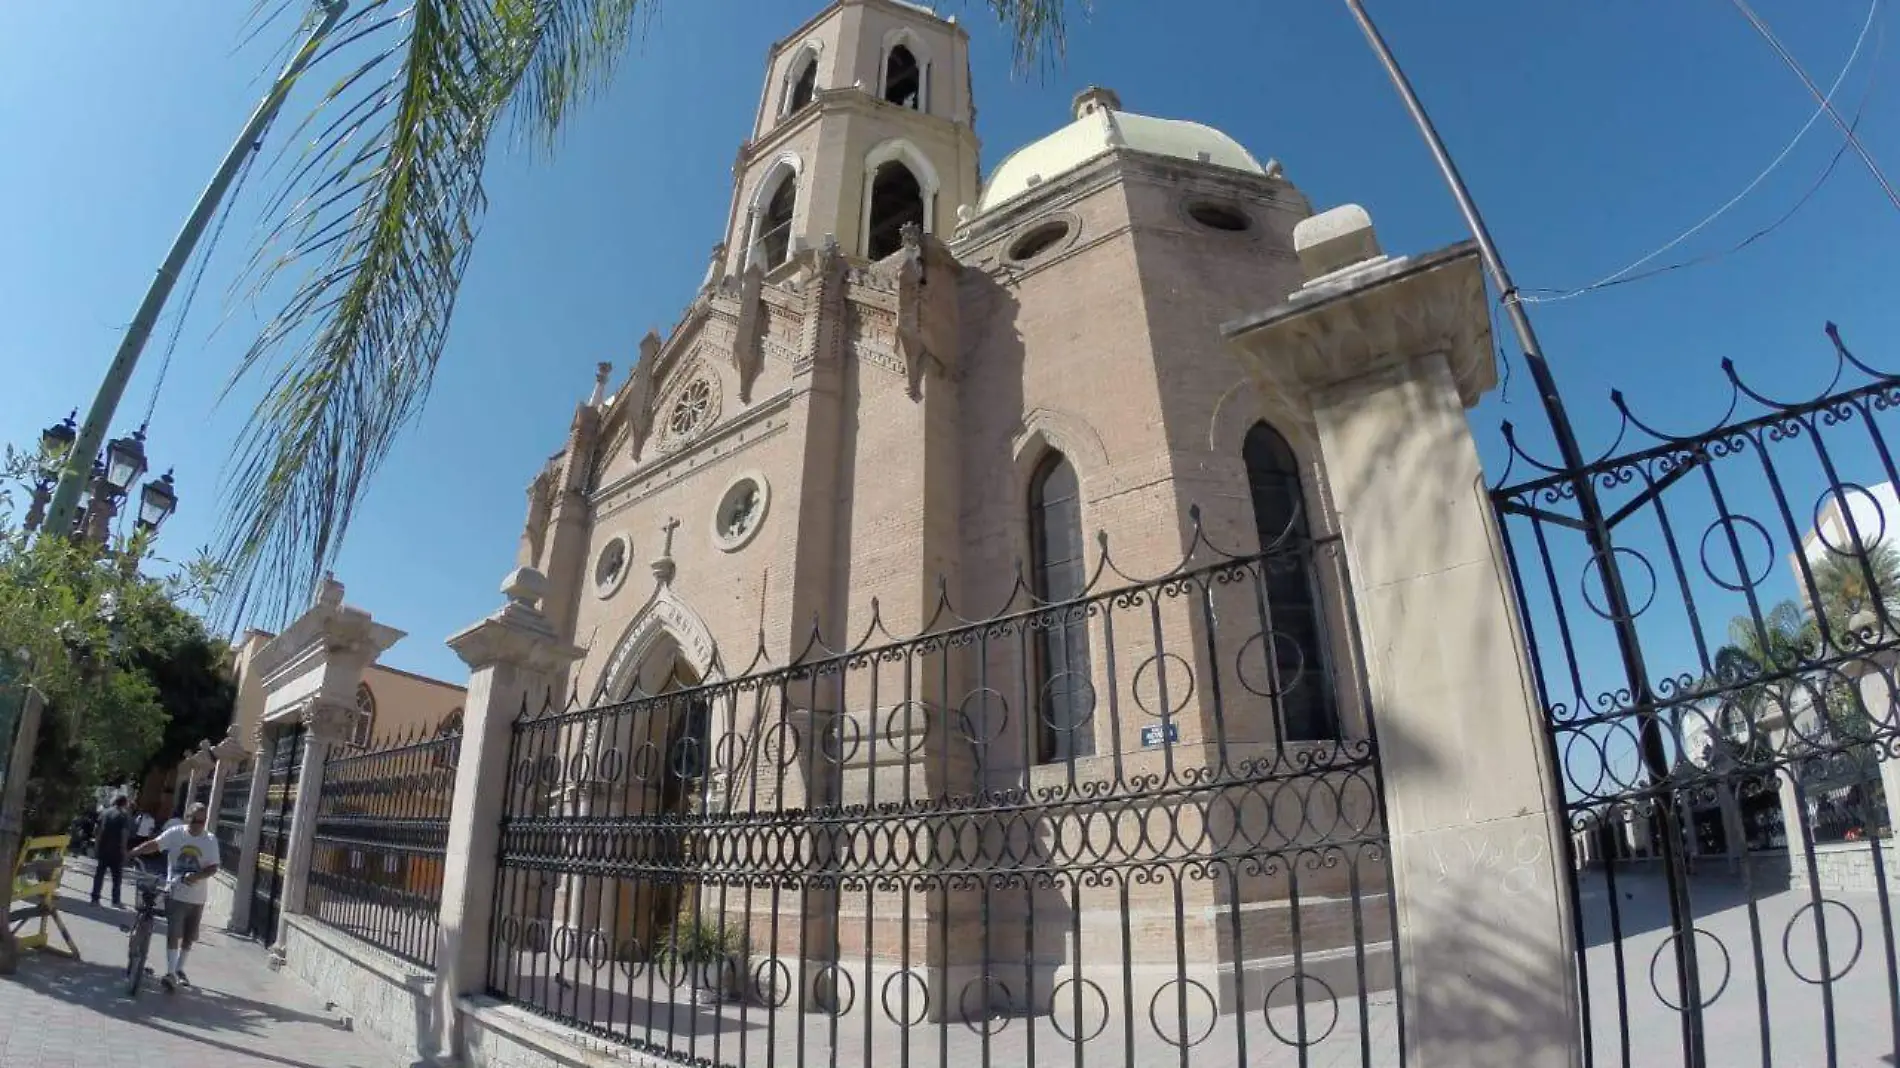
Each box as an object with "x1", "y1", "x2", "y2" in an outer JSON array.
[
  {"x1": 594, "y1": 535, "x2": 632, "y2": 598},
  {"x1": 669, "y1": 378, "x2": 714, "y2": 438},
  {"x1": 711, "y1": 473, "x2": 771, "y2": 553},
  {"x1": 1007, "y1": 220, "x2": 1072, "y2": 263},
  {"x1": 1185, "y1": 200, "x2": 1251, "y2": 232}
]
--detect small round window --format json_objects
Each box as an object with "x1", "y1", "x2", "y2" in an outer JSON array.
[
  {"x1": 711, "y1": 473, "x2": 771, "y2": 553},
  {"x1": 594, "y1": 534, "x2": 632, "y2": 599},
  {"x1": 1006, "y1": 220, "x2": 1072, "y2": 263},
  {"x1": 1186, "y1": 200, "x2": 1251, "y2": 232}
]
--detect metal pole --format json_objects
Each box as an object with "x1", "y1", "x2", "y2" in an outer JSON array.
[
  {"x1": 1340, "y1": 0, "x2": 1706, "y2": 1060},
  {"x1": 38, "y1": 0, "x2": 349, "y2": 540}
]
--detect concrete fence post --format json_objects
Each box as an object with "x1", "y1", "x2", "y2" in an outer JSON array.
[
  {"x1": 274, "y1": 700, "x2": 354, "y2": 942},
  {"x1": 206, "y1": 731, "x2": 248, "y2": 832},
  {"x1": 431, "y1": 567, "x2": 583, "y2": 1061},
  {"x1": 1226, "y1": 206, "x2": 1582, "y2": 1066},
  {"x1": 228, "y1": 723, "x2": 275, "y2": 934}
]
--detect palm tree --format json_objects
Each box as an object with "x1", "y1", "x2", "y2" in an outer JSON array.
[
  {"x1": 218, "y1": 0, "x2": 1076, "y2": 621},
  {"x1": 1808, "y1": 539, "x2": 1900, "y2": 646}
]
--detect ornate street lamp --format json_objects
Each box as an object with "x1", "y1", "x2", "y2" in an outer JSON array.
[
  {"x1": 101, "y1": 427, "x2": 149, "y2": 496},
  {"x1": 37, "y1": 412, "x2": 76, "y2": 469},
  {"x1": 137, "y1": 470, "x2": 177, "y2": 533}
]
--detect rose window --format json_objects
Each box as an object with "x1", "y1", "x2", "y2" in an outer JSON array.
[{"x1": 669, "y1": 379, "x2": 713, "y2": 438}]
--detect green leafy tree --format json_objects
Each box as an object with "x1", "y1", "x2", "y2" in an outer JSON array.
[{"x1": 218, "y1": 0, "x2": 1077, "y2": 622}]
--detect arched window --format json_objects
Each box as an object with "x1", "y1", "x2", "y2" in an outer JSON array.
[
  {"x1": 883, "y1": 44, "x2": 921, "y2": 109},
  {"x1": 352, "y1": 682, "x2": 377, "y2": 749},
  {"x1": 866, "y1": 161, "x2": 923, "y2": 260},
  {"x1": 787, "y1": 56, "x2": 817, "y2": 114},
  {"x1": 760, "y1": 174, "x2": 797, "y2": 269},
  {"x1": 1243, "y1": 423, "x2": 1339, "y2": 742},
  {"x1": 1030, "y1": 452, "x2": 1093, "y2": 763}
]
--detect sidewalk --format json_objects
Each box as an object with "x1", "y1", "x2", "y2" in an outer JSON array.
[{"x1": 0, "y1": 859, "x2": 417, "y2": 1068}]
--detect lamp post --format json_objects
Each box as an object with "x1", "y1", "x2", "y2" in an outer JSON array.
[{"x1": 23, "y1": 416, "x2": 178, "y2": 549}]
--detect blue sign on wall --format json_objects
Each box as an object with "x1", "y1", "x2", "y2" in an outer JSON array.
[{"x1": 1139, "y1": 723, "x2": 1179, "y2": 748}]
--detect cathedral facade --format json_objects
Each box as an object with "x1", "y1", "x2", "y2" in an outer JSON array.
[{"x1": 509, "y1": 0, "x2": 1385, "y2": 1024}]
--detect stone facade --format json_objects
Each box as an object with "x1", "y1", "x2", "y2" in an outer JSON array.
[{"x1": 508, "y1": 0, "x2": 1404, "y2": 1033}]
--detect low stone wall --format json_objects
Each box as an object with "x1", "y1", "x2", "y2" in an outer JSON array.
[
  {"x1": 1788, "y1": 841, "x2": 1900, "y2": 895},
  {"x1": 281, "y1": 914, "x2": 443, "y2": 1061},
  {"x1": 460, "y1": 996, "x2": 669, "y2": 1068},
  {"x1": 206, "y1": 870, "x2": 242, "y2": 932}
]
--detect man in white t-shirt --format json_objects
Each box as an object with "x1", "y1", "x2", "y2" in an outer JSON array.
[{"x1": 129, "y1": 802, "x2": 220, "y2": 992}]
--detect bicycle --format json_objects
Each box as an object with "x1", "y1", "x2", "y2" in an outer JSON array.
[{"x1": 122, "y1": 859, "x2": 169, "y2": 997}]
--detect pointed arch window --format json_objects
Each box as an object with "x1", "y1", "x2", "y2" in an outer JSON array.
[
  {"x1": 787, "y1": 56, "x2": 817, "y2": 114},
  {"x1": 352, "y1": 682, "x2": 377, "y2": 749},
  {"x1": 1243, "y1": 423, "x2": 1339, "y2": 742},
  {"x1": 1030, "y1": 452, "x2": 1093, "y2": 763},
  {"x1": 867, "y1": 161, "x2": 923, "y2": 260},
  {"x1": 760, "y1": 174, "x2": 797, "y2": 269},
  {"x1": 883, "y1": 44, "x2": 921, "y2": 109}
]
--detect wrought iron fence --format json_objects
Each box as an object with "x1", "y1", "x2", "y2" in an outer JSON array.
[
  {"x1": 488, "y1": 510, "x2": 1401, "y2": 1068},
  {"x1": 309, "y1": 721, "x2": 461, "y2": 968},
  {"x1": 1491, "y1": 325, "x2": 1900, "y2": 1066},
  {"x1": 216, "y1": 759, "x2": 252, "y2": 874}
]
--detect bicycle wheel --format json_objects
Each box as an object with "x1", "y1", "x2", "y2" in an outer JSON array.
[{"x1": 125, "y1": 918, "x2": 150, "y2": 997}]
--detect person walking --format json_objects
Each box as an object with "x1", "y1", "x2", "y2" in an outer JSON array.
[
  {"x1": 91, "y1": 796, "x2": 132, "y2": 907},
  {"x1": 130, "y1": 808, "x2": 157, "y2": 852},
  {"x1": 129, "y1": 802, "x2": 220, "y2": 991}
]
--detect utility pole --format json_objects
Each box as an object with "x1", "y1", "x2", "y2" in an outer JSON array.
[
  {"x1": 1340, "y1": 1, "x2": 1704, "y2": 1060},
  {"x1": 0, "y1": 0, "x2": 348, "y2": 974}
]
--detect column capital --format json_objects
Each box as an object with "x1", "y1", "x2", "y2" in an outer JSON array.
[
  {"x1": 1223, "y1": 209, "x2": 1495, "y2": 419},
  {"x1": 447, "y1": 567, "x2": 585, "y2": 673},
  {"x1": 211, "y1": 731, "x2": 248, "y2": 763},
  {"x1": 300, "y1": 698, "x2": 357, "y2": 744}
]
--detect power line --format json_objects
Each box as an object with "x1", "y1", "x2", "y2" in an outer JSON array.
[
  {"x1": 1520, "y1": 0, "x2": 1879, "y2": 304},
  {"x1": 1730, "y1": 0, "x2": 1900, "y2": 214}
]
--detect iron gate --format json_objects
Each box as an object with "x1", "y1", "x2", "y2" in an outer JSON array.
[
  {"x1": 1491, "y1": 325, "x2": 1900, "y2": 1066},
  {"x1": 250, "y1": 721, "x2": 304, "y2": 945},
  {"x1": 486, "y1": 512, "x2": 1403, "y2": 1067}
]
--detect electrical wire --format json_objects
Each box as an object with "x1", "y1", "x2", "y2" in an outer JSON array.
[
  {"x1": 1519, "y1": 0, "x2": 1879, "y2": 305},
  {"x1": 1519, "y1": 17, "x2": 1883, "y2": 302},
  {"x1": 1730, "y1": 0, "x2": 1900, "y2": 214}
]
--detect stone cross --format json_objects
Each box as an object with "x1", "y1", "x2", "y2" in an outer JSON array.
[{"x1": 651, "y1": 516, "x2": 682, "y2": 585}]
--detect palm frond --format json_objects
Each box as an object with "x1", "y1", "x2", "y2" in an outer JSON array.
[
  {"x1": 216, "y1": 0, "x2": 1076, "y2": 625},
  {"x1": 981, "y1": 0, "x2": 1083, "y2": 73}
]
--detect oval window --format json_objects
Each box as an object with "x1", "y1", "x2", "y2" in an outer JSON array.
[
  {"x1": 1186, "y1": 201, "x2": 1251, "y2": 232},
  {"x1": 1007, "y1": 220, "x2": 1072, "y2": 262}
]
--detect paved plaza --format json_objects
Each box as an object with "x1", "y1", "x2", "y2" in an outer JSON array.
[
  {"x1": 0, "y1": 861, "x2": 413, "y2": 1068},
  {"x1": 10, "y1": 858, "x2": 1900, "y2": 1065}
]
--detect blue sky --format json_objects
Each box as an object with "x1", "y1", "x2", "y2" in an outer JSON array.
[{"x1": 2, "y1": 0, "x2": 1896, "y2": 690}]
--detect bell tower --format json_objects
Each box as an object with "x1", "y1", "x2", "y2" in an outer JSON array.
[{"x1": 721, "y1": 0, "x2": 979, "y2": 273}]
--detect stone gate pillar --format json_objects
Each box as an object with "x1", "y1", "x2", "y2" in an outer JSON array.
[
  {"x1": 433, "y1": 567, "x2": 583, "y2": 1060},
  {"x1": 1225, "y1": 205, "x2": 1581, "y2": 1067},
  {"x1": 181, "y1": 744, "x2": 215, "y2": 810},
  {"x1": 228, "y1": 724, "x2": 275, "y2": 934},
  {"x1": 276, "y1": 699, "x2": 355, "y2": 934}
]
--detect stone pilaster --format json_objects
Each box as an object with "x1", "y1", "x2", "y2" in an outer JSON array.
[
  {"x1": 1225, "y1": 205, "x2": 1580, "y2": 1067},
  {"x1": 432, "y1": 568, "x2": 584, "y2": 1061},
  {"x1": 228, "y1": 728, "x2": 274, "y2": 933}
]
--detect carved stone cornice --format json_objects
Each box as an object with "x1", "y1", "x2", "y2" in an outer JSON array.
[
  {"x1": 448, "y1": 567, "x2": 587, "y2": 675},
  {"x1": 1221, "y1": 241, "x2": 1494, "y2": 431}
]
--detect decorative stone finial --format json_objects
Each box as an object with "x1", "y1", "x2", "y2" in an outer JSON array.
[
  {"x1": 589, "y1": 362, "x2": 613, "y2": 407},
  {"x1": 501, "y1": 566, "x2": 549, "y2": 611},
  {"x1": 1292, "y1": 204, "x2": 1387, "y2": 284},
  {"x1": 956, "y1": 204, "x2": 974, "y2": 226},
  {"x1": 1072, "y1": 86, "x2": 1121, "y2": 120},
  {"x1": 316, "y1": 573, "x2": 344, "y2": 609}
]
